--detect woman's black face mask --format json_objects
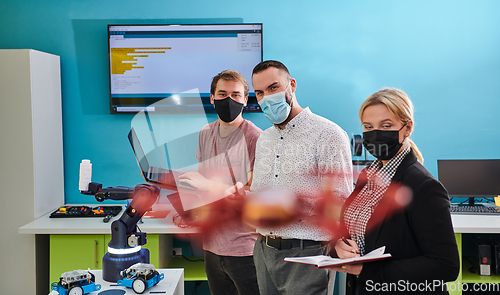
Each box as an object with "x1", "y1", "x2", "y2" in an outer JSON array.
[{"x1": 362, "y1": 124, "x2": 406, "y2": 160}]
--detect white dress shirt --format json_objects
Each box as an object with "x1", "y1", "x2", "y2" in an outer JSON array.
[{"x1": 251, "y1": 107, "x2": 353, "y2": 241}]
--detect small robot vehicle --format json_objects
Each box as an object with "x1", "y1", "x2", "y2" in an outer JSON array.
[
  {"x1": 117, "y1": 263, "x2": 164, "y2": 294},
  {"x1": 51, "y1": 269, "x2": 101, "y2": 295}
]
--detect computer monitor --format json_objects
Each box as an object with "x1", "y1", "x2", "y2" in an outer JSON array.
[
  {"x1": 108, "y1": 23, "x2": 263, "y2": 113},
  {"x1": 437, "y1": 159, "x2": 500, "y2": 206}
]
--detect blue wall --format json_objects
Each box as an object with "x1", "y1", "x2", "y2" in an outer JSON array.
[{"x1": 1, "y1": 0, "x2": 499, "y2": 204}]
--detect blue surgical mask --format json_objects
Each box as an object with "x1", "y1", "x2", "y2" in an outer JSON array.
[{"x1": 258, "y1": 90, "x2": 291, "y2": 124}]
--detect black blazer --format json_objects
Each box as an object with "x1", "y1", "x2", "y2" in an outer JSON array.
[{"x1": 343, "y1": 150, "x2": 460, "y2": 294}]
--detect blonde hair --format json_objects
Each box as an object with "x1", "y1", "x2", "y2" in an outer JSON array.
[{"x1": 359, "y1": 88, "x2": 424, "y2": 163}]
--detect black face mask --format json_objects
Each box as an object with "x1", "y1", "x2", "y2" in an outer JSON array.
[
  {"x1": 362, "y1": 124, "x2": 406, "y2": 160},
  {"x1": 213, "y1": 97, "x2": 244, "y2": 123}
]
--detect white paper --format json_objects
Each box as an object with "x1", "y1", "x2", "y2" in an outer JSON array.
[{"x1": 284, "y1": 246, "x2": 391, "y2": 268}]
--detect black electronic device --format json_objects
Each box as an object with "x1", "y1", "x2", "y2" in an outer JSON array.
[
  {"x1": 449, "y1": 204, "x2": 500, "y2": 215},
  {"x1": 478, "y1": 243, "x2": 492, "y2": 276},
  {"x1": 128, "y1": 127, "x2": 213, "y2": 225},
  {"x1": 166, "y1": 192, "x2": 203, "y2": 226},
  {"x1": 108, "y1": 23, "x2": 263, "y2": 114},
  {"x1": 350, "y1": 134, "x2": 373, "y2": 166},
  {"x1": 128, "y1": 127, "x2": 196, "y2": 191},
  {"x1": 438, "y1": 159, "x2": 500, "y2": 208},
  {"x1": 49, "y1": 206, "x2": 122, "y2": 218}
]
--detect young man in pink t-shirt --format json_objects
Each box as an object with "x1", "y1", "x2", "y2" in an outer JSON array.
[{"x1": 179, "y1": 70, "x2": 262, "y2": 295}]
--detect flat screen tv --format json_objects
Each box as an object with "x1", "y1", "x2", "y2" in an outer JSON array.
[{"x1": 107, "y1": 23, "x2": 263, "y2": 114}]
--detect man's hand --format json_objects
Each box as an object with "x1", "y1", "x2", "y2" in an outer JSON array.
[
  {"x1": 178, "y1": 171, "x2": 213, "y2": 191},
  {"x1": 180, "y1": 173, "x2": 245, "y2": 204},
  {"x1": 224, "y1": 182, "x2": 246, "y2": 199},
  {"x1": 223, "y1": 182, "x2": 246, "y2": 209}
]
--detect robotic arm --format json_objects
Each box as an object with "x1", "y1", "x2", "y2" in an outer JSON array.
[
  {"x1": 81, "y1": 181, "x2": 159, "y2": 247},
  {"x1": 108, "y1": 184, "x2": 160, "y2": 250},
  {"x1": 81, "y1": 182, "x2": 135, "y2": 202},
  {"x1": 81, "y1": 182, "x2": 161, "y2": 282}
]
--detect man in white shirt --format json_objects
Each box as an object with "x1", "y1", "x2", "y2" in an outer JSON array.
[{"x1": 250, "y1": 60, "x2": 353, "y2": 295}]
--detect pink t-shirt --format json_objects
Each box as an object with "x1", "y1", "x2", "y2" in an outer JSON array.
[{"x1": 196, "y1": 119, "x2": 262, "y2": 256}]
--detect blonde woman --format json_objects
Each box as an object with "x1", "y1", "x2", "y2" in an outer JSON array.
[{"x1": 329, "y1": 88, "x2": 459, "y2": 294}]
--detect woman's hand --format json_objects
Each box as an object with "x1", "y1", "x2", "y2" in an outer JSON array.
[
  {"x1": 324, "y1": 263, "x2": 363, "y2": 275},
  {"x1": 336, "y1": 238, "x2": 360, "y2": 259},
  {"x1": 323, "y1": 238, "x2": 363, "y2": 275}
]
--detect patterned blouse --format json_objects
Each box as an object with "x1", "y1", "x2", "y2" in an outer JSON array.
[{"x1": 344, "y1": 144, "x2": 411, "y2": 254}]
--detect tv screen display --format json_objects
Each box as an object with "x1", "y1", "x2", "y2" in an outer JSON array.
[{"x1": 108, "y1": 23, "x2": 263, "y2": 114}]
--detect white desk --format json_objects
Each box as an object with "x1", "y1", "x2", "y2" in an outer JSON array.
[
  {"x1": 451, "y1": 213, "x2": 500, "y2": 234},
  {"x1": 48, "y1": 268, "x2": 184, "y2": 295},
  {"x1": 19, "y1": 204, "x2": 198, "y2": 235},
  {"x1": 19, "y1": 204, "x2": 205, "y2": 291},
  {"x1": 22, "y1": 206, "x2": 500, "y2": 295},
  {"x1": 20, "y1": 205, "x2": 500, "y2": 235}
]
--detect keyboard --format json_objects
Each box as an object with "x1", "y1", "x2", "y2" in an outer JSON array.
[{"x1": 450, "y1": 204, "x2": 500, "y2": 215}]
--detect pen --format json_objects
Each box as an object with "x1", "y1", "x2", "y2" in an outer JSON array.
[
  {"x1": 342, "y1": 237, "x2": 351, "y2": 246},
  {"x1": 342, "y1": 237, "x2": 358, "y2": 254}
]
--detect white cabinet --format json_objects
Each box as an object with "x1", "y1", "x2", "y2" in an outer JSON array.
[{"x1": 0, "y1": 49, "x2": 64, "y2": 295}]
